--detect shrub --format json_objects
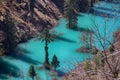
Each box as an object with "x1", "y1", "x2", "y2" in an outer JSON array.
[
  {"x1": 91, "y1": 47, "x2": 98, "y2": 55},
  {"x1": 109, "y1": 44, "x2": 115, "y2": 53},
  {"x1": 94, "y1": 55, "x2": 102, "y2": 69},
  {"x1": 84, "y1": 59, "x2": 92, "y2": 71}
]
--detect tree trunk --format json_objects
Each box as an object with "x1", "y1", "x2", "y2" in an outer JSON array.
[{"x1": 44, "y1": 41, "x2": 50, "y2": 69}]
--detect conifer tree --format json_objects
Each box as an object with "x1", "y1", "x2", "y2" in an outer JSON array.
[
  {"x1": 64, "y1": 0, "x2": 80, "y2": 29},
  {"x1": 28, "y1": 0, "x2": 35, "y2": 12},
  {"x1": 39, "y1": 27, "x2": 55, "y2": 69},
  {"x1": 28, "y1": 0, "x2": 35, "y2": 22},
  {"x1": 3, "y1": 11, "x2": 17, "y2": 54},
  {"x1": 51, "y1": 54, "x2": 60, "y2": 71},
  {"x1": 28, "y1": 64, "x2": 36, "y2": 80}
]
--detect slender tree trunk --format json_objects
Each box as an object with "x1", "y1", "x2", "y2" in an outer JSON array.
[{"x1": 44, "y1": 40, "x2": 50, "y2": 69}]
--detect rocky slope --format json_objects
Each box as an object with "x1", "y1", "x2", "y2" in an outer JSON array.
[
  {"x1": 63, "y1": 29, "x2": 120, "y2": 80},
  {"x1": 0, "y1": 0, "x2": 62, "y2": 42}
]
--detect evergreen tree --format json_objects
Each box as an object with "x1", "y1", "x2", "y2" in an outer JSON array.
[
  {"x1": 64, "y1": 0, "x2": 80, "y2": 29},
  {"x1": 28, "y1": 0, "x2": 35, "y2": 22},
  {"x1": 28, "y1": 64, "x2": 36, "y2": 80},
  {"x1": 39, "y1": 27, "x2": 55, "y2": 69},
  {"x1": 51, "y1": 54, "x2": 60, "y2": 71},
  {"x1": 79, "y1": 0, "x2": 89, "y2": 12},
  {"x1": 28, "y1": 0, "x2": 35, "y2": 12},
  {"x1": 3, "y1": 11, "x2": 17, "y2": 54}
]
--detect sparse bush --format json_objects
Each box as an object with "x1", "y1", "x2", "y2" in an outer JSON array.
[
  {"x1": 109, "y1": 44, "x2": 115, "y2": 53},
  {"x1": 84, "y1": 59, "x2": 92, "y2": 71},
  {"x1": 94, "y1": 55, "x2": 102, "y2": 69},
  {"x1": 91, "y1": 47, "x2": 98, "y2": 55}
]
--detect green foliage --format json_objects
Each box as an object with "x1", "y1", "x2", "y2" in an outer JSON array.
[
  {"x1": 80, "y1": 32, "x2": 94, "y2": 49},
  {"x1": 97, "y1": 51, "x2": 103, "y2": 54},
  {"x1": 79, "y1": 0, "x2": 89, "y2": 12},
  {"x1": 28, "y1": 0, "x2": 35, "y2": 12},
  {"x1": 38, "y1": 28, "x2": 55, "y2": 69},
  {"x1": 91, "y1": 47, "x2": 98, "y2": 55},
  {"x1": 64, "y1": 0, "x2": 79, "y2": 29},
  {"x1": 28, "y1": 64, "x2": 36, "y2": 80},
  {"x1": 39, "y1": 28, "x2": 55, "y2": 44},
  {"x1": 0, "y1": 48, "x2": 5, "y2": 56},
  {"x1": 94, "y1": 55, "x2": 102, "y2": 69},
  {"x1": 109, "y1": 44, "x2": 115, "y2": 53},
  {"x1": 84, "y1": 59, "x2": 91, "y2": 71},
  {"x1": 51, "y1": 54, "x2": 60, "y2": 70},
  {"x1": 3, "y1": 11, "x2": 17, "y2": 54}
]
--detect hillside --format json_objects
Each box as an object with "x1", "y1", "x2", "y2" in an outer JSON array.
[
  {"x1": 0, "y1": 0, "x2": 62, "y2": 42},
  {"x1": 63, "y1": 29, "x2": 120, "y2": 80}
]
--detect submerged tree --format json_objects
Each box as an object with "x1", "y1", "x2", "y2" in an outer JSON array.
[
  {"x1": 3, "y1": 11, "x2": 17, "y2": 54},
  {"x1": 39, "y1": 27, "x2": 55, "y2": 69},
  {"x1": 28, "y1": 64, "x2": 36, "y2": 80},
  {"x1": 51, "y1": 54, "x2": 60, "y2": 71},
  {"x1": 80, "y1": 31, "x2": 94, "y2": 49},
  {"x1": 64, "y1": 0, "x2": 80, "y2": 29}
]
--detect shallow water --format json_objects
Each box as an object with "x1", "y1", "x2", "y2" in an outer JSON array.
[{"x1": 0, "y1": 1, "x2": 120, "y2": 80}]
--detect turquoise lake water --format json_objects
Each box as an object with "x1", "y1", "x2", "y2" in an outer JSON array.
[{"x1": 0, "y1": 1, "x2": 120, "y2": 80}]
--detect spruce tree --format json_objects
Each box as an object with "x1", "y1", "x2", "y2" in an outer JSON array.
[
  {"x1": 39, "y1": 27, "x2": 55, "y2": 69},
  {"x1": 28, "y1": 0, "x2": 35, "y2": 22},
  {"x1": 3, "y1": 11, "x2": 17, "y2": 54},
  {"x1": 51, "y1": 54, "x2": 60, "y2": 71},
  {"x1": 28, "y1": 64, "x2": 36, "y2": 80},
  {"x1": 28, "y1": 0, "x2": 35, "y2": 12},
  {"x1": 64, "y1": 0, "x2": 79, "y2": 29},
  {"x1": 84, "y1": 59, "x2": 92, "y2": 71}
]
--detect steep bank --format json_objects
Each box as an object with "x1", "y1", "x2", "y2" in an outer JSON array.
[{"x1": 0, "y1": 0, "x2": 62, "y2": 43}]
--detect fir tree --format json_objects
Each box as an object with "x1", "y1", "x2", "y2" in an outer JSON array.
[
  {"x1": 51, "y1": 54, "x2": 60, "y2": 71},
  {"x1": 29, "y1": 0, "x2": 35, "y2": 11},
  {"x1": 39, "y1": 27, "x2": 55, "y2": 69},
  {"x1": 64, "y1": 0, "x2": 79, "y2": 29},
  {"x1": 3, "y1": 11, "x2": 17, "y2": 54},
  {"x1": 28, "y1": 0, "x2": 35, "y2": 22},
  {"x1": 28, "y1": 64, "x2": 36, "y2": 80}
]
